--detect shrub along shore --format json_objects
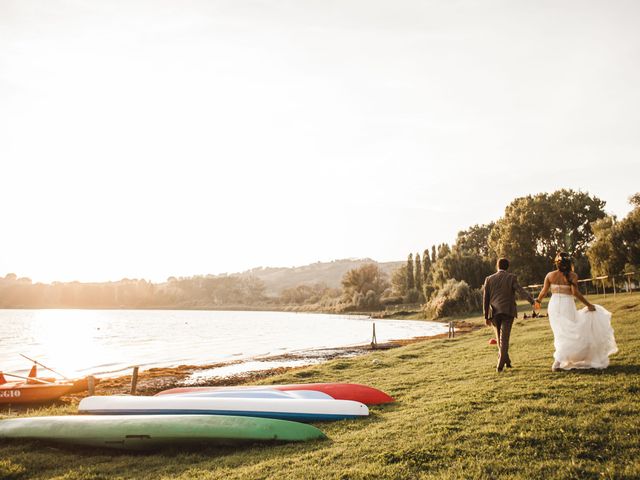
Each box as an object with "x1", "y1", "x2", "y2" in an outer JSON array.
[{"x1": 1, "y1": 293, "x2": 639, "y2": 480}]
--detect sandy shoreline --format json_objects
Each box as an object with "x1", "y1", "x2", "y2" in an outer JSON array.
[
  {"x1": 85, "y1": 320, "x2": 477, "y2": 397},
  {"x1": 0, "y1": 320, "x2": 477, "y2": 413}
]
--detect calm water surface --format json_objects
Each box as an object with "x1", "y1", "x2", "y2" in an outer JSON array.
[{"x1": 0, "y1": 309, "x2": 447, "y2": 378}]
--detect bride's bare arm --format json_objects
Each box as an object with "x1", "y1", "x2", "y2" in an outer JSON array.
[
  {"x1": 570, "y1": 273, "x2": 596, "y2": 311},
  {"x1": 536, "y1": 274, "x2": 551, "y2": 302}
]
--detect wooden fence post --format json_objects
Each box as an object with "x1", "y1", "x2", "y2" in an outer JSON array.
[
  {"x1": 130, "y1": 366, "x2": 139, "y2": 395},
  {"x1": 371, "y1": 322, "x2": 377, "y2": 349},
  {"x1": 87, "y1": 375, "x2": 95, "y2": 396}
]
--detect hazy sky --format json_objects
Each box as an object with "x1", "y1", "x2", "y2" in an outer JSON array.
[{"x1": 1, "y1": 0, "x2": 639, "y2": 283}]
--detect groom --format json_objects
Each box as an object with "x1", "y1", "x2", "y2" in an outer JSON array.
[{"x1": 483, "y1": 258, "x2": 539, "y2": 372}]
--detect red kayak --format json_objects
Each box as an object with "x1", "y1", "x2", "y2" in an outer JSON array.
[{"x1": 156, "y1": 383, "x2": 394, "y2": 405}]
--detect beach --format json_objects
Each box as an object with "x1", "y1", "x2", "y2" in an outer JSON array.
[
  {"x1": 0, "y1": 309, "x2": 448, "y2": 379},
  {"x1": 55, "y1": 320, "x2": 477, "y2": 401}
]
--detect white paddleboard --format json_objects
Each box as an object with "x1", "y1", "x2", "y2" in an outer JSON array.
[{"x1": 79, "y1": 395, "x2": 368, "y2": 422}]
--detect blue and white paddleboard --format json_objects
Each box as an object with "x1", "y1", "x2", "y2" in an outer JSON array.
[{"x1": 79, "y1": 395, "x2": 368, "y2": 422}]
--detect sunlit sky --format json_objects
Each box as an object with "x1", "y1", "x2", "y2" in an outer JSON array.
[{"x1": 1, "y1": 0, "x2": 639, "y2": 283}]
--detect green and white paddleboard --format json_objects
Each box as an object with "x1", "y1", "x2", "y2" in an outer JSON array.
[{"x1": 0, "y1": 414, "x2": 325, "y2": 450}]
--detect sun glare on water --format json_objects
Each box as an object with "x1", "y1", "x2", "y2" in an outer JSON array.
[{"x1": 26, "y1": 310, "x2": 108, "y2": 378}]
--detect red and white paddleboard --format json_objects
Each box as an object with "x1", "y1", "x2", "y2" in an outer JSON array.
[{"x1": 156, "y1": 383, "x2": 394, "y2": 405}]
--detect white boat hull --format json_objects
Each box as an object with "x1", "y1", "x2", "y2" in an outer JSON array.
[{"x1": 79, "y1": 396, "x2": 369, "y2": 422}]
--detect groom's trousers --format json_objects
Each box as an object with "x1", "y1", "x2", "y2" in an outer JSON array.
[{"x1": 492, "y1": 313, "x2": 514, "y2": 370}]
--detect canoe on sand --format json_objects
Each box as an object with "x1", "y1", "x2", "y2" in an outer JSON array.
[{"x1": 0, "y1": 414, "x2": 325, "y2": 450}]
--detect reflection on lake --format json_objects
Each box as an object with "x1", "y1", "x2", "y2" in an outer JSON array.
[{"x1": 0, "y1": 309, "x2": 447, "y2": 378}]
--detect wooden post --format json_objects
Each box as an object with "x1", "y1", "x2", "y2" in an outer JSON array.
[
  {"x1": 87, "y1": 375, "x2": 95, "y2": 396},
  {"x1": 370, "y1": 322, "x2": 377, "y2": 349},
  {"x1": 130, "y1": 366, "x2": 139, "y2": 395}
]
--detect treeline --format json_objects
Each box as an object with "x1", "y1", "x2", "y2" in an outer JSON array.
[
  {"x1": 0, "y1": 275, "x2": 269, "y2": 309},
  {"x1": 0, "y1": 270, "x2": 384, "y2": 312},
  {"x1": 389, "y1": 189, "x2": 640, "y2": 319},
  {"x1": 587, "y1": 193, "x2": 640, "y2": 277},
  {"x1": 2, "y1": 189, "x2": 637, "y2": 315}
]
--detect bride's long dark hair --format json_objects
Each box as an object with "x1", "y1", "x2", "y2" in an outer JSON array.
[{"x1": 555, "y1": 252, "x2": 575, "y2": 287}]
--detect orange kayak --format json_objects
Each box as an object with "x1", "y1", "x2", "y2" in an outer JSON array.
[{"x1": 0, "y1": 381, "x2": 73, "y2": 405}]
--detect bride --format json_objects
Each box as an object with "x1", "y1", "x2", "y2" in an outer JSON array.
[{"x1": 535, "y1": 252, "x2": 618, "y2": 371}]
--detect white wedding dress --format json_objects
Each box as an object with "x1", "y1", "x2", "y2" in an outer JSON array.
[{"x1": 547, "y1": 285, "x2": 618, "y2": 370}]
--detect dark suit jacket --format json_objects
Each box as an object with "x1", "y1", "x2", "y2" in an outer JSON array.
[{"x1": 482, "y1": 270, "x2": 534, "y2": 320}]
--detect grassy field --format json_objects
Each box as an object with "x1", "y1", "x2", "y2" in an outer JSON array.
[{"x1": 1, "y1": 293, "x2": 639, "y2": 479}]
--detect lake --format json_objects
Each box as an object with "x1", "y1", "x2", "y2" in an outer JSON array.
[{"x1": 0, "y1": 309, "x2": 447, "y2": 379}]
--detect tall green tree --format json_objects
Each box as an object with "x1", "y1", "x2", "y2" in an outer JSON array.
[
  {"x1": 437, "y1": 243, "x2": 451, "y2": 259},
  {"x1": 341, "y1": 263, "x2": 389, "y2": 297},
  {"x1": 341, "y1": 263, "x2": 390, "y2": 310},
  {"x1": 390, "y1": 264, "x2": 408, "y2": 297},
  {"x1": 431, "y1": 245, "x2": 437, "y2": 264},
  {"x1": 488, "y1": 189, "x2": 606, "y2": 284},
  {"x1": 431, "y1": 251, "x2": 494, "y2": 289},
  {"x1": 588, "y1": 193, "x2": 640, "y2": 275},
  {"x1": 406, "y1": 253, "x2": 415, "y2": 290},
  {"x1": 618, "y1": 193, "x2": 640, "y2": 269},
  {"x1": 414, "y1": 252, "x2": 423, "y2": 293},
  {"x1": 455, "y1": 223, "x2": 495, "y2": 258},
  {"x1": 422, "y1": 249, "x2": 432, "y2": 285},
  {"x1": 586, "y1": 217, "x2": 626, "y2": 277}
]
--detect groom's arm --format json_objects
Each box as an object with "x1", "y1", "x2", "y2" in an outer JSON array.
[
  {"x1": 513, "y1": 276, "x2": 535, "y2": 305},
  {"x1": 482, "y1": 278, "x2": 491, "y2": 322}
]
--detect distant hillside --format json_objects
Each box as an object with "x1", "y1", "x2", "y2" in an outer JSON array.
[
  {"x1": 234, "y1": 258, "x2": 403, "y2": 296},
  {"x1": 0, "y1": 258, "x2": 404, "y2": 309}
]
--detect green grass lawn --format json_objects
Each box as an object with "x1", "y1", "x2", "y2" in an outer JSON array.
[{"x1": 1, "y1": 293, "x2": 639, "y2": 479}]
